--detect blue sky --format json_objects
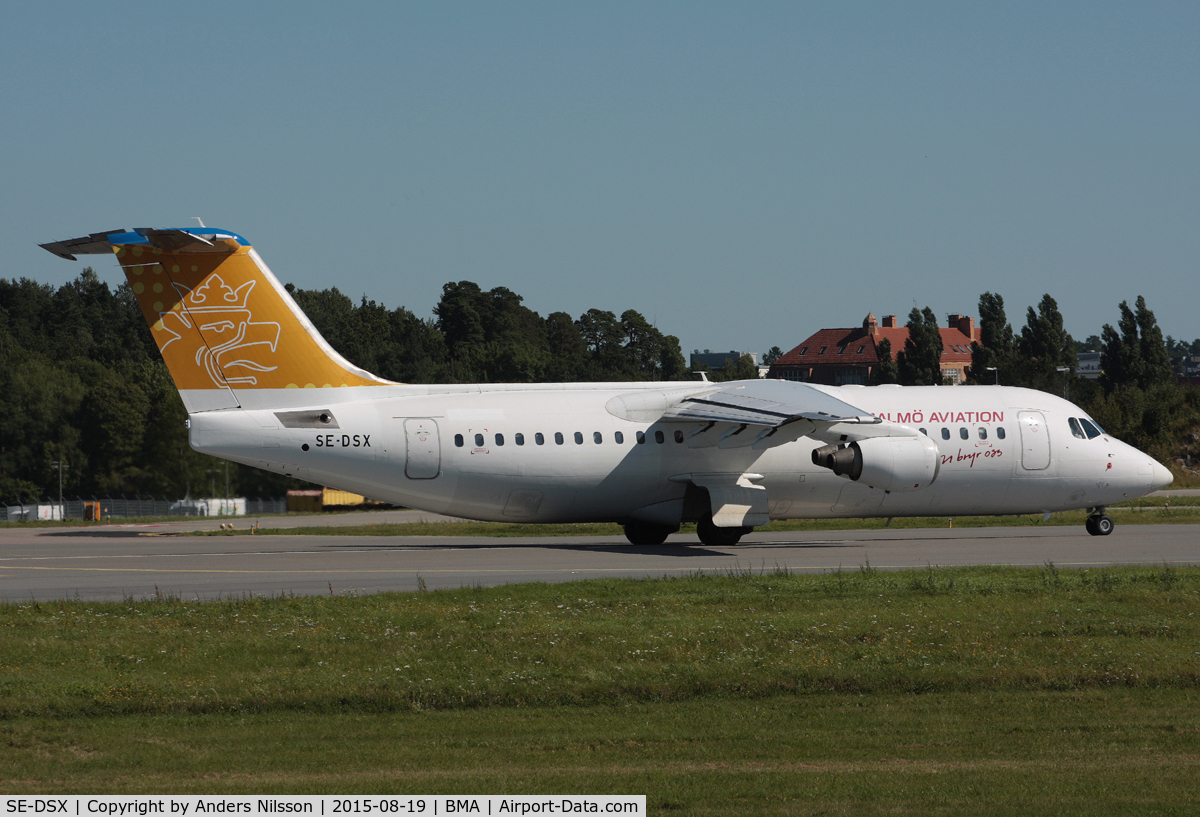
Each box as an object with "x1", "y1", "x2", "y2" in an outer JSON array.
[{"x1": 5, "y1": 1, "x2": 1197, "y2": 360}]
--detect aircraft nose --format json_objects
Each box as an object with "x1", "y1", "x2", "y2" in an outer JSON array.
[{"x1": 1152, "y1": 459, "x2": 1174, "y2": 490}]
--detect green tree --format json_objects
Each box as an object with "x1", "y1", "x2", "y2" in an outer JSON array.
[
  {"x1": 762, "y1": 346, "x2": 783, "y2": 366},
  {"x1": 1084, "y1": 296, "x2": 1192, "y2": 466},
  {"x1": 478, "y1": 286, "x2": 549, "y2": 382},
  {"x1": 0, "y1": 350, "x2": 85, "y2": 499},
  {"x1": 434, "y1": 281, "x2": 488, "y2": 361},
  {"x1": 896, "y1": 307, "x2": 943, "y2": 385},
  {"x1": 969, "y1": 292, "x2": 1016, "y2": 385},
  {"x1": 430, "y1": 282, "x2": 550, "y2": 382},
  {"x1": 620, "y1": 310, "x2": 686, "y2": 381},
  {"x1": 657, "y1": 334, "x2": 689, "y2": 382},
  {"x1": 1019, "y1": 294, "x2": 1076, "y2": 366},
  {"x1": 873, "y1": 337, "x2": 899, "y2": 385},
  {"x1": 1015, "y1": 294, "x2": 1076, "y2": 394},
  {"x1": 576, "y1": 308, "x2": 629, "y2": 380},
  {"x1": 543, "y1": 312, "x2": 590, "y2": 381},
  {"x1": 374, "y1": 307, "x2": 445, "y2": 384},
  {"x1": 1134, "y1": 296, "x2": 1173, "y2": 388},
  {"x1": 1100, "y1": 296, "x2": 1172, "y2": 391},
  {"x1": 74, "y1": 361, "x2": 150, "y2": 494}
]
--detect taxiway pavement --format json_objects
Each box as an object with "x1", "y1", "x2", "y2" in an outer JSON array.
[{"x1": 2, "y1": 518, "x2": 1197, "y2": 602}]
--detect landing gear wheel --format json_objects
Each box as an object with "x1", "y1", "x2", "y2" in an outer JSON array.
[
  {"x1": 1086, "y1": 514, "x2": 1114, "y2": 536},
  {"x1": 696, "y1": 516, "x2": 752, "y2": 547},
  {"x1": 623, "y1": 522, "x2": 677, "y2": 546}
]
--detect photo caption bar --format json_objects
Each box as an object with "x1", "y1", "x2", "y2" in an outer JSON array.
[{"x1": 2, "y1": 797, "x2": 644, "y2": 817}]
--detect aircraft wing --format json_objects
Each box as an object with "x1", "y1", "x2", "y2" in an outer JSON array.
[{"x1": 661, "y1": 380, "x2": 880, "y2": 428}]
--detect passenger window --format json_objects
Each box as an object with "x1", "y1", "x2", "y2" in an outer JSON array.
[
  {"x1": 960, "y1": 427, "x2": 969, "y2": 440},
  {"x1": 535, "y1": 432, "x2": 544, "y2": 445},
  {"x1": 574, "y1": 431, "x2": 584, "y2": 445},
  {"x1": 495, "y1": 433, "x2": 504, "y2": 446},
  {"x1": 941, "y1": 428, "x2": 950, "y2": 440},
  {"x1": 515, "y1": 433, "x2": 524, "y2": 446},
  {"x1": 554, "y1": 432, "x2": 564, "y2": 445},
  {"x1": 454, "y1": 434, "x2": 464, "y2": 447},
  {"x1": 474, "y1": 433, "x2": 484, "y2": 447},
  {"x1": 636, "y1": 431, "x2": 646, "y2": 444},
  {"x1": 997, "y1": 427, "x2": 1006, "y2": 440},
  {"x1": 978, "y1": 427, "x2": 987, "y2": 440},
  {"x1": 1080, "y1": 418, "x2": 1103, "y2": 439},
  {"x1": 593, "y1": 431, "x2": 602, "y2": 444},
  {"x1": 654, "y1": 430, "x2": 665, "y2": 444},
  {"x1": 1069, "y1": 417, "x2": 1086, "y2": 439},
  {"x1": 674, "y1": 430, "x2": 684, "y2": 443},
  {"x1": 614, "y1": 431, "x2": 624, "y2": 444}
]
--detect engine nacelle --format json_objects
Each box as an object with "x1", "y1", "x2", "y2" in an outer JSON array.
[{"x1": 811, "y1": 435, "x2": 941, "y2": 493}]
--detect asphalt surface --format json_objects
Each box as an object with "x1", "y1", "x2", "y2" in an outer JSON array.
[{"x1": 2, "y1": 512, "x2": 1198, "y2": 601}]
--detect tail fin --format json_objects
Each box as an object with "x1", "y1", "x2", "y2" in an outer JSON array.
[{"x1": 41, "y1": 228, "x2": 393, "y2": 412}]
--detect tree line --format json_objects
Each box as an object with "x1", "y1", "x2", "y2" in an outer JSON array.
[
  {"x1": 2, "y1": 270, "x2": 1196, "y2": 503},
  {"x1": 286, "y1": 280, "x2": 689, "y2": 386}
]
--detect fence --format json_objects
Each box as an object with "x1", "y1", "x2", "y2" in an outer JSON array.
[{"x1": 2, "y1": 496, "x2": 287, "y2": 522}]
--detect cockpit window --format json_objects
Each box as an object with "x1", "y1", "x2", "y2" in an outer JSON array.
[
  {"x1": 1080, "y1": 418, "x2": 1103, "y2": 439},
  {"x1": 1068, "y1": 417, "x2": 1086, "y2": 439}
]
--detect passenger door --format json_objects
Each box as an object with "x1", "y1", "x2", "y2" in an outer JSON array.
[
  {"x1": 404, "y1": 418, "x2": 441, "y2": 479},
  {"x1": 1018, "y1": 411, "x2": 1051, "y2": 470}
]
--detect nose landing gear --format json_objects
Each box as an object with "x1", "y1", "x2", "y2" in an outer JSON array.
[{"x1": 1085, "y1": 508, "x2": 1114, "y2": 536}]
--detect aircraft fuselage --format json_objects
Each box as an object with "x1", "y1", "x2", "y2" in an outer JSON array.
[{"x1": 189, "y1": 382, "x2": 1168, "y2": 526}]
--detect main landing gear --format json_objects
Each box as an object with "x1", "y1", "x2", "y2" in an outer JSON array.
[
  {"x1": 622, "y1": 521, "x2": 679, "y2": 546},
  {"x1": 622, "y1": 518, "x2": 754, "y2": 547},
  {"x1": 696, "y1": 516, "x2": 752, "y2": 547},
  {"x1": 1085, "y1": 508, "x2": 1114, "y2": 536}
]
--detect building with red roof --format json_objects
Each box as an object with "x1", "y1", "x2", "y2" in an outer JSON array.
[{"x1": 767, "y1": 313, "x2": 981, "y2": 386}]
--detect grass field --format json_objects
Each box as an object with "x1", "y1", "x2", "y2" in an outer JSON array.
[{"x1": 3, "y1": 564, "x2": 1200, "y2": 813}]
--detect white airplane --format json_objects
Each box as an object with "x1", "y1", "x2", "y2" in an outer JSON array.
[{"x1": 41, "y1": 228, "x2": 1173, "y2": 544}]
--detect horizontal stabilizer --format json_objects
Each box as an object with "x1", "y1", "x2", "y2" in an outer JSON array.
[
  {"x1": 39, "y1": 231, "x2": 132, "y2": 260},
  {"x1": 40, "y1": 228, "x2": 245, "y2": 260}
]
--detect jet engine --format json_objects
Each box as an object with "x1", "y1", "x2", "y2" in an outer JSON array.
[{"x1": 811, "y1": 435, "x2": 941, "y2": 493}]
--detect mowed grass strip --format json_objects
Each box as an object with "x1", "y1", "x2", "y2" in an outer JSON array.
[
  {"x1": 3, "y1": 566, "x2": 1200, "y2": 812},
  {"x1": 4, "y1": 690, "x2": 1200, "y2": 815},
  {"x1": 2, "y1": 565, "x2": 1198, "y2": 718}
]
